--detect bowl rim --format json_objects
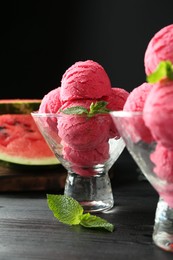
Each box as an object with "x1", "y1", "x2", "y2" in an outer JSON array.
[{"x1": 110, "y1": 110, "x2": 143, "y2": 117}]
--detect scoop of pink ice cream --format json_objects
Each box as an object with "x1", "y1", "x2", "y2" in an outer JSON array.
[
  {"x1": 144, "y1": 24, "x2": 173, "y2": 75},
  {"x1": 63, "y1": 141, "x2": 109, "y2": 167},
  {"x1": 104, "y1": 87, "x2": 129, "y2": 138},
  {"x1": 150, "y1": 143, "x2": 173, "y2": 207},
  {"x1": 58, "y1": 111, "x2": 110, "y2": 150},
  {"x1": 62, "y1": 141, "x2": 109, "y2": 176},
  {"x1": 60, "y1": 60, "x2": 112, "y2": 103},
  {"x1": 123, "y1": 82, "x2": 152, "y2": 111},
  {"x1": 39, "y1": 87, "x2": 61, "y2": 113},
  {"x1": 105, "y1": 87, "x2": 129, "y2": 111},
  {"x1": 143, "y1": 80, "x2": 173, "y2": 149},
  {"x1": 123, "y1": 82, "x2": 154, "y2": 143},
  {"x1": 38, "y1": 87, "x2": 62, "y2": 130},
  {"x1": 150, "y1": 143, "x2": 173, "y2": 182}
]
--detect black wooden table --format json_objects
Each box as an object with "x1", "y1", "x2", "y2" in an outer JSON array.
[{"x1": 0, "y1": 154, "x2": 173, "y2": 260}]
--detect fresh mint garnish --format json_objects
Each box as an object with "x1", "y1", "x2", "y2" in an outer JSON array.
[
  {"x1": 47, "y1": 194, "x2": 114, "y2": 232},
  {"x1": 147, "y1": 60, "x2": 173, "y2": 83},
  {"x1": 80, "y1": 213, "x2": 114, "y2": 232},
  {"x1": 89, "y1": 101, "x2": 110, "y2": 117},
  {"x1": 60, "y1": 101, "x2": 110, "y2": 117},
  {"x1": 60, "y1": 106, "x2": 89, "y2": 116},
  {"x1": 47, "y1": 194, "x2": 83, "y2": 225}
]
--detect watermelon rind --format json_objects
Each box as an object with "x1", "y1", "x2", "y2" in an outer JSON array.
[
  {"x1": 0, "y1": 152, "x2": 60, "y2": 166},
  {"x1": 0, "y1": 99, "x2": 41, "y2": 114},
  {"x1": 0, "y1": 159, "x2": 60, "y2": 170}
]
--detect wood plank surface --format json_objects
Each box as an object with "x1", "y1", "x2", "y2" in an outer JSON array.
[
  {"x1": 0, "y1": 180, "x2": 172, "y2": 260},
  {"x1": 0, "y1": 165, "x2": 66, "y2": 192}
]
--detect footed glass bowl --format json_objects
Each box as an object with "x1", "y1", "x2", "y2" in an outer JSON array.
[
  {"x1": 32, "y1": 112, "x2": 125, "y2": 212},
  {"x1": 111, "y1": 111, "x2": 173, "y2": 252}
]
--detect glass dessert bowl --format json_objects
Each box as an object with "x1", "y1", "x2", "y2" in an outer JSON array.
[
  {"x1": 32, "y1": 111, "x2": 125, "y2": 213},
  {"x1": 110, "y1": 111, "x2": 173, "y2": 252}
]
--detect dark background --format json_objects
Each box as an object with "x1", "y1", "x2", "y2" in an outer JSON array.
[{"x1": 4, "y1": 1, "x2": 173, "y2": 99}]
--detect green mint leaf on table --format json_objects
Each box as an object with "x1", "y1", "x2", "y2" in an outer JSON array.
[
  {"x1": 47, "y1": 194, "x2": 83, "y2": 225},
  {"x1": 60, "y1": 101, "x2": 110, "y2": 117},
  {"x1": 47, "y1": 194, "x2": 114, "y2": 232},
  {"x1": 80, "y1": 213, "x2": 114, "y2": 232},
  {"x1": 147, "y1": 60, "x2": 173, "y2": 83}
]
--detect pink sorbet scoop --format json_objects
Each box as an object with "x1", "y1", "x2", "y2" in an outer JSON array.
[
  {"x1": 123, "y1": 82, "x2": 154, "y2": 143},
  {"x1": 144, "y1": 24, "x2": 173, "y2": 76},
  {"x1": 143, "y1": 80, "x2": 173, "y2": 149},
  {"x1": 60, "y1": 60, "x2": 112, "y2": 103}
]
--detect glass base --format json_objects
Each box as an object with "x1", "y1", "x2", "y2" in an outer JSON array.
[
  {"x1": 64, "y1": 171, "x2": 114, "y2": 212},
  {"x1": 153, "y1": 197, "x2": 173, "y2": 252}
]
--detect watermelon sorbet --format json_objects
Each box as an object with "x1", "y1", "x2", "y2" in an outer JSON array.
[
  {"x1": 38, "y1": 60, "x2": 129, "y2": 176},
  {"x1": 122, "y1": 82, "x2": 154, "y2": 143},
  {"x1": 62, "y1": 141, "x2": 109, "y2": 176},
  {"x1": 58, "y1": 113, "x2": 110, "y2": 150}
]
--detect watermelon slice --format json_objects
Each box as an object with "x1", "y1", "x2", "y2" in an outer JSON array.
[
  {"x1": 0, "y1": 99, "x2": 42, "y2": 114},
  {"x1": 0, "y1": 114, "x2": 59, "y2": 166}
]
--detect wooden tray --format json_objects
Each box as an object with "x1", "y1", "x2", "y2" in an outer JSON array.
[{"x1": 0, "y1": 165, "x2": 67, "y2": 192}]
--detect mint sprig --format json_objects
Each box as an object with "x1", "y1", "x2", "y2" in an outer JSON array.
[
  {"x1": 89, "y1": 101, "x2": 110, "y2": 117},
  {"x1": 60, "y1": 101, "x2": 110, "y2": 117},
  {"x1": 47, "y1": 194, "x2": 114, "y2": 232},
  {"x1": 147, "y1": 60, "x2": 173, "y2": 83}
]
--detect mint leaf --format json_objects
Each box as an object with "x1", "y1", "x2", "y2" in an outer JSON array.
[
  {"x1": 60, "y1": 101, "x2": 110, "y2": 117},
  {"x1": 47, "y1": 194, "x2": 114, "y2": 232},
  {"x1": 60, "y1": 106, "x2": 89, "y2": 115},
  {"x1": 47, "y1": 194, "x2": 83, "y2": 225},
  {"x1": 81, "y1": 213, "x2": 114, "y2": 232},
  {"x1": 88, "y1": 101, "x2": 110, "y2": 117},
  {"x1": 147, "y1": 60, "x2": 173, "y2": 83}
]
